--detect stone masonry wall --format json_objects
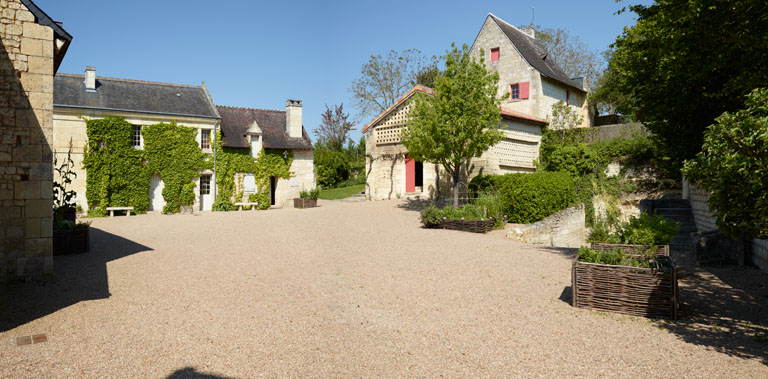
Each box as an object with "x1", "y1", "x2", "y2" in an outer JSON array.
[
  {"x1": 683, "y1": 177, "x2": 768, "y2": 273},
  {"x1": 505, "y1": 204, "x2": 586, "y2": 248},
  {"x1": 0, "y1": 0, "x2": 56, "y2": 279}
]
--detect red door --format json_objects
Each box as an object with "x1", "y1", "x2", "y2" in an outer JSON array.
[{"x1": 405, "y1": 155, "x2": 415, "y2": 193}]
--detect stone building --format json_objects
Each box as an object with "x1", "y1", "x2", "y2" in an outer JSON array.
[
  {"x1": 52, "y1": 67, "x2": 220, "y2": 211},
  {"x1": 216, "y1": 101, "x2": 315, "y2": 208},
  {"x1": 363, "y1": 85, "x2": 547, "y2": 201},
  {"x1": 1, "y1": 0, "x2": 72, "y2": 278},
  {"x1": 470, "y1": 13, "x2": 591, "y2": 127}
]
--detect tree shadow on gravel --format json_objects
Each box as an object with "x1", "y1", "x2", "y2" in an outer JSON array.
[
  {"x1": 0, "y1": 227, "x2": 152, "y2": 332},
  {"x1": 396, "y1": 198, "x2": 434, "y2": 212},
  {"x1": 167, "y1": 367, "x2": 232, "y2": 379}
]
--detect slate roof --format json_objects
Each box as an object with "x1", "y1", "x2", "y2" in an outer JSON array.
[
  {"x1": 486, "y1": 14, "x2": 586, "y2": 93},
  {"x1": 53, "y1": 74, "x2": 220, "y2": 119},
  {"x1": 216, "y1": 105, "x2": 313, "y2": 150}
]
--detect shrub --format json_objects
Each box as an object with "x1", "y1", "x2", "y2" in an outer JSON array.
[
  {"x1": 315, "y1": 151, "x2": 350, "y2": 188},
  {"x1": 589, "y1": 212, "x2": 679, "y2": 246},
  {"x1": 474, "y1": 191, "x2": 505, "y2": 227},
  {"x1": 577, "y1": 246, "x2": 661, "y2": 269},
  {"x1": 499, "y1": 172, "x2": 575, "y2": 224},
  {"x1": 300, "y1": 188, "x2": 320, "y2": 200},
  {"x1": 546, "y1": 143, "x2": 599, "y2": 176},
  {"x1": 419, "y1": 202, "x2": 502, "y2": 228}
]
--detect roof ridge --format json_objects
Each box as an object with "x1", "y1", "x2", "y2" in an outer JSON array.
[
  {"x1": 216, "y1": 104, "x2": 285, "y2": 113},
  {"x1": 489, "y1": 13, "x2": 536, "y2": 43},
  {"x1": 55, "y1": 73, "x2": 205, "y2": 89}
]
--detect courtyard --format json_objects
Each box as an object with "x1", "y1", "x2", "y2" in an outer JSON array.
[{"x1": 1, "y1": 200, "x2": 767, "y2": 377}]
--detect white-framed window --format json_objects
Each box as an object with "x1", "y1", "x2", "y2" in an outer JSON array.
[
  {"x1": 131, "y1": 125, "x2": 142, "y2": 148},
  {"x1": 200, "y1": 175, "x2": 211, "y2": 195},
  {"x1": 201, "y1": 129, "x2": 211, "y2": 150},
  {"x1": 250, "y1": 135, "x2": 260, "y2": 157},
  {"x1": 243, "y1": 174, "x2": 256, "y2": 192}
]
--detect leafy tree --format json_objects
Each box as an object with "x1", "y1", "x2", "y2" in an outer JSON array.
[
  {"x1": 412, "y1": 64, "x2": 442, "y2": 88},
  {"x1": 314, "y1": 103, "x2": 354, "y2": 152},
  {"x1": 604, "y1": 0, "x2": 768, "y2": 169},
  {"x1": 349, "y1": 49, "x2": 437, "y2": 119},
  {"x1": 314, "y1": 150, "x2": 351, "y2": 188},
  {"x1": 683, "y1": 88, "x2": 768, "y2": 240},
  {"x1": 527, "y1": 26, "x2": 603, "y2": 89},
  {"x1": 402, "y1": 43, "x2": 504, "y2": 207}
]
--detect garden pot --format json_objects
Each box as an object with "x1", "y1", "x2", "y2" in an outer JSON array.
[
  {"x1": 54, "y1": 206, "x2": 76, "y2": 224},
  {"x1": 294, "y1": 198, "x2": 317, "y2": 209},
  {"x1": 53, "y1": 228, "x2": 90, "y2": 255}
]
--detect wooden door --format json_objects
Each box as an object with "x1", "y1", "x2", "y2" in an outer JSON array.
[{"x1": 405, "y1": 155, "x2": 415, "y2": 193}]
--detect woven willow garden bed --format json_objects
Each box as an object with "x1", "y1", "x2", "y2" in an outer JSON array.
[
  {"x1": 293, "y1": 198, "x2": 318, "y2": 209},
  {"x1": 438, "y1": 218, "x2": 496, "y2": 233},
  {"x1": 572, "y1": 243, "x2": 678, "y2": 320}
]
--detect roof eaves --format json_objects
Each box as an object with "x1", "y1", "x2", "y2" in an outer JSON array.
[
  {"x1": 53, "y1": 104, "x2": 221, "y2": 120},
  {"x1": 361, "y1": 85, "x2": 433, "y2": 133}
]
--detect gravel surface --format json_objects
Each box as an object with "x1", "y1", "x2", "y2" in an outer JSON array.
[{"x1": 2, "y1": 199, "x2": 767, "y2": 377}]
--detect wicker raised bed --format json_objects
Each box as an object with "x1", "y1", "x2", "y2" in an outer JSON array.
[
  {"x1": 438, "y1": 218, "x2": 496, "y2": 233},
  {"x1": 572, "y1": 243, "x2": 678, "y2": 320},
  {"x1": 53, "y1": 228, "x2": 90, "y2": 255},
  {"x1": 293, "y1": 198, "x2": 317, "y2": 209}
]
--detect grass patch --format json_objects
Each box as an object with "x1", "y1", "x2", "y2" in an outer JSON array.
[{"x1": 318, "y1": 184, "x2": 365, "y2": 200}]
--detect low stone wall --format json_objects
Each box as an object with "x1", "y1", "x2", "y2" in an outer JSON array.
[
  {"x1": 683, "y1": 177, "x2": 768, "y2": 272},
  {"x1": 506, "y1": 205, "x2": 585, "y2": 248}
]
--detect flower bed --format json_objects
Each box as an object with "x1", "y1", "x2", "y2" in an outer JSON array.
[
  {"x1": 572, "y1": 243, "x2": 678, "y2": 320},
  {"x1": 293, "y1": 198, "x2": 318, "y2": 209},
  {"x1": 53, "y1": 228, "x2": 90, "y2": 255}
]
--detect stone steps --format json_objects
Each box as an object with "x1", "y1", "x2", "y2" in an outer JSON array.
[{"x1": 642, "y1": 198, "x2": 697, "y2": 268}]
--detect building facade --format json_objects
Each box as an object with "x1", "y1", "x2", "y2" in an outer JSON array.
[{"x1": 1, "y1": 0, "x2": 71, "y2": 278}]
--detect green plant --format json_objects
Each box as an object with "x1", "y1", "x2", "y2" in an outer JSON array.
[
  {"x1": 420, "y1": 205, "x2": 443, "y2": 227},
  {"x1": 56, "y1": 220, "x2": 91, "y2": 231},
  {"x1": 315, "y1": 150, "x2": 351, "y2": 188},
  {"x1": 618, "y1": 212, "x2": 680, "y2": 246},
  {"x1": 577, "y1": 246, "x2": 665, "y2": 269},
  {"x1": 474, "y1": 191, "x2": 505, "y2": 227},
  {"x1": 53, "y1": 139, "x2": 78, "y2": 210}
]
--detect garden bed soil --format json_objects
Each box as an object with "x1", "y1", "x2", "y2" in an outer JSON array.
[
  {"x1": 572, "y1": 243, "x2": 678, "y2": 320},
  {"x1": 53, "y1": 228, "x2": 90, "y2": 255},
  {"x1": 294, "y1": 198, "x2": 318, "y2": 209}
]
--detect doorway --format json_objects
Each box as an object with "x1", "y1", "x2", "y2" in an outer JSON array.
[
  {"x1": 269, "y1": 176, "x2": 276, "y2": 206},
  {"x1": 149, "y1": 175, "x2": 165, "y2": 212},
  {"x1": 405, "y1": 155, "x2": 423, "y2": 193},
  {"x1": 199, "y1": 174, "x2": 212, "y2": 211}
]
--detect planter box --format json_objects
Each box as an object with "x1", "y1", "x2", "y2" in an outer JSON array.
[
  {"x1": 294, "y1": 198, "x2": 318, "y2": 209},
  {"x1": 439, "y1": 218, "x2": 496, "y2": 234},
  {"x1": 572, "y1": 243, "x2": 678, "y2": 320},
  {"x1": 53, "y1": 228, "x2": 90, "y2": 255}
]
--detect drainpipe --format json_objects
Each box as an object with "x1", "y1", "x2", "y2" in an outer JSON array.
[{"x1": 213, "y1": 120, "x2": 218, "y2": 201}]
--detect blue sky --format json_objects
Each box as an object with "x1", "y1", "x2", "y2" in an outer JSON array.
[{"x1": 41, "y1": 0, "x2": 650, "y2": 141}]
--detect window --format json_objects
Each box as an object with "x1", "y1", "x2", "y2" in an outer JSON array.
[
  {"x1": 510, "y1": 83, "x2": 520, "y2": 100},
  {"x1": 243, "y1": 174, "x2": 255, "y2": 192},
  {"x1": 490, "y1": 48, "x2": 500, "y2": 62},
  {"x1": 250, "y1": 135, "x2": 260, "y2": 157},
  {"x1": 200, "y1": 129, "x2": 211, "y2": 150},
  {"x1": 131, "y1": 125, "x2": 142, "y2": 147},
  {"x1": 200, "y1": 175, "x2": 211, "y2": 195}
]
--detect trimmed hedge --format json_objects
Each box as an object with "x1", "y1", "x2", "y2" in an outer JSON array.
[{"x1": 470, "y1": 172, "x2": 575, "y2": 224}]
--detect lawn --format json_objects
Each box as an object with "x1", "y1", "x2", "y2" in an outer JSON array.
[{"x1": 318, "y1": 184, "x2": 365, "y2": 200}]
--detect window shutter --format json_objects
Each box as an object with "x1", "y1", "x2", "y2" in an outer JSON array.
[
  {"x1": 520, "y1": 81, "x2": 530, "y2": 99},
  {"x1": 491, "y1": 48, "x2": 499, "y2": 62}
]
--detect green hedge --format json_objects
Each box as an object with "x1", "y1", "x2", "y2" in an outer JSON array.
[{"x1": 469, "y1": 172, "x2": 575, "y2": 224}]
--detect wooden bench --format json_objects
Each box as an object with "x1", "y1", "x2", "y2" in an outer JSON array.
[
  {"x1": 106, "y1": 206, "x2": 134, "y2": 217},
  {"x1": 233, "y1": 202, "x2": 259, "y2": 211}
]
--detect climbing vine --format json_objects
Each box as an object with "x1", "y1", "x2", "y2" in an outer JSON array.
[
  {"x1": 83, "y1": 117, "x2": 150, "y2": 215},
  {"x1": 212, "y1": 132, "x2": 293, "y2": 210},
  {"x1": 143, "y1": 122, "x2": 211, "y2": 213}
]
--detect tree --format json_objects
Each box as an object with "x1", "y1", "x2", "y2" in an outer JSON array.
[
  {"x1": 314, "y1": 104, "x2": 354, "y2": 152},
  {"x1": 349, "y1": 49, "x2": 437, "y2": 119},
  {"x1": 683, "y1": 88, "x2": 768, "y2": 240},
  {"x1": 402, "y1": 43, "x2": 504, "y2": 207},
  {"x1": 412, "y1": 64, "x2": 441, "y2": 88},
  {"x1": 603, "y1": 0, "x2": 768, "y2": 170},
  {"x1": 529, "y1": 26, "x2": 603, "y2": 89}
]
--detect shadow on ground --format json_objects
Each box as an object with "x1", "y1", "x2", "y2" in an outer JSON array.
[
  {"x1": 541, "y1": 245, "x2": 768, "y2": 364},
  {"x1": 167, "y1": 367, "x2": 232, "y2": 379},
  {"x1": 0, "y1": 227, "x2": 152, "y2": 332}
]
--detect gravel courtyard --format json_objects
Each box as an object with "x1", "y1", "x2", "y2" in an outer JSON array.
[{"x1": 2, "y1": 199, "x2": 767, "y2": 377}]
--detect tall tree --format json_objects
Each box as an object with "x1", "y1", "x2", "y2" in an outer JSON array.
[
  {"x1": 314, "y1": 104, "x2": 354, "y2": 152},
  {"x1": 529, "y1": 26, "x2": 603, "y2": 89},
  {"x1": 349, "y1": 49, "x2": 436, "y2": 119},
  {"x1": 605, "y1": 0, "x2": 768, "y2": 169},
  {"x1": 402, "y1": 44, "x2": 504, "y2": 208}
]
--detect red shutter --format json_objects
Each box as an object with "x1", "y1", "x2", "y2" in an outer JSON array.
[
  {"x1": 490, "y1": 48, "x2": 499, "y2": 62},
  {"x1": 520, "y1": 81, "x2": 530, "y2": 99}
]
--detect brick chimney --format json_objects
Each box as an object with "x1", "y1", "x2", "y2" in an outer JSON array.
[
  {"x1": 84, "y1": 66, "x2": 96, "y2": 91},
  {"x1": 285, "y1": 99, "x2": 302, "y2": 138}
]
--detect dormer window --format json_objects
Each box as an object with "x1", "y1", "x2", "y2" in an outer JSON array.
[{"x1": 491, "y1": 48, "x2": 500, "y2": 63}]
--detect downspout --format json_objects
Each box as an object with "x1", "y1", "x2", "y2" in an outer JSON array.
[{"x1": 213, "y1": 119, "x2": 218, "y2": 201}]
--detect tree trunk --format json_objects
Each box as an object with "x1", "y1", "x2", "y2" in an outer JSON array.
[{"x1": 452, "y1": 170, "x2": 460, "y2": 208}]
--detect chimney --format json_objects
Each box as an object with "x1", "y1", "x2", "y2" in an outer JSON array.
[
  {"x1": 285, "y1": 99, "x2": 303, "y2": 138},
  {"x1": 520, "y1": 26, "x2": 536, "y2": 39},
  {"x1": 84, "y1": 66, "x2": 96, "y2": 91}
]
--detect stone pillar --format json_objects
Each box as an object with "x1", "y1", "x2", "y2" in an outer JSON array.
[{"x1": 0, "y1": 1, "x2": 56, "y2": 279}]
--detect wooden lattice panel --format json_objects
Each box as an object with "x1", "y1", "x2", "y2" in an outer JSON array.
[
  {"x1": 374, "y1": 103, "x2": 412, "y2": 145},
  {"x1": 493, "y1": 137, "x2": 539, "y2": 169}
]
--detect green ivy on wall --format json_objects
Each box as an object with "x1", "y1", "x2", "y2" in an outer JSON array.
[
  {"x1": 143, "y1": 122, "x2": 211, "y2": 213},
  {"x1": 83, "y1": 117, "x2": 150, "y2": 215},
  {"x1": 212, "y1": 132, "x2": 293, "y2": 211}
]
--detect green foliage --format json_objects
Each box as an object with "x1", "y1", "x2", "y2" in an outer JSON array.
[
  {"x1": 212, "y1": 132, "x2": 293, "y2": 211},
  {"x1": 300, "y1": 188, "x2": 320, "y2": 200},
  {"x1": 546, "y1": 143, "x2": 598, "y2": 176},
  {"x1": 318, "y1": 184, "x2": 365, "y2": 200},
  {"x1": 142, "y1": 122, "x2": 210, "y2": 213},
  {"x1": 56, "y1": 220, "x2": 91, "y2": 231},
  {"x1": 420, "y1": 202, "x2": 498, "y2": 228},
  {"x1": 314, "y1": 150, "x2": 350, "y2": 188},
  {"x1": 473, "y1": 191, "x2": 505, "y2": 228},
  {"x1": 604, "y1": 0, "x2": 768, "y2": 169},
  {"x1": 577, "y1": 246, "x2": 661, "y2": 269},
  {"x1": 53, "y1": 139, "x2": 78, "y2": 210},
  {"x1": 82, "y1": 117, "x2": 150, "y2": 214},
  {"x1": 402, "y1": 43, "x2": 504, "y2": 207},
  {"x1": 588, "y1": 212, "x2": 680, "y2": 246},
  {"x1": 683, "y1": 88, "x2": 768, "y2": 239},
  {"x1": 314, "y1": 103, "x2": 354, "y2": 152},
  {"x1": 470, "y1": 172, "x2": 575, "y2": 224}
]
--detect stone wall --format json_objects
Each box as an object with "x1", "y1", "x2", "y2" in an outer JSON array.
[
  {"x1": 0, "y1": 0, "x2": 56, "y2": 279},
  {"x1": 683, "y1": 177, "x2": 768, "y2": 272},
  {"x1": 505, "y1": 205, "x2": 586, "y2": 248},
  {"x1": 275, "y1": 149, "x2": 315, "y2": 207}
]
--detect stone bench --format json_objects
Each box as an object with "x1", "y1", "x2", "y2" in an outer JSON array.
[
  {"x1": 233, "y1": 202, "x2": 259, "y2": 211},
  {"x1": 106, "y1": 206, "x2": 134, "y2": 217}
]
